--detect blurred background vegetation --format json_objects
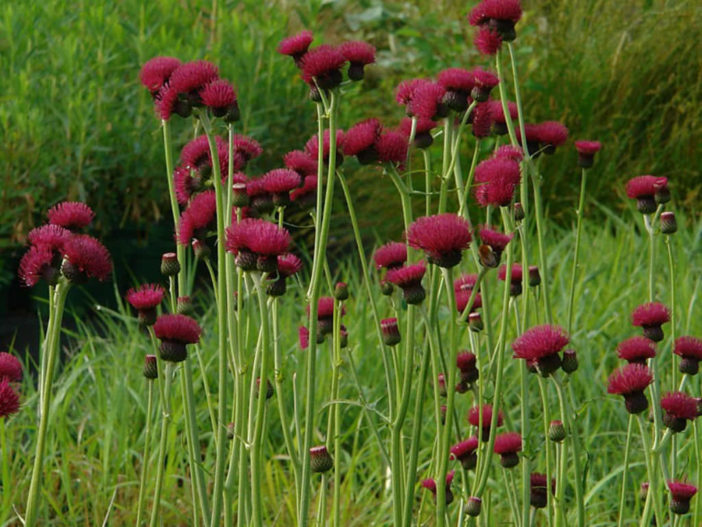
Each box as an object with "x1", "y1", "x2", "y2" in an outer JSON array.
[{"x1": 1, "y1": 0, "x2": 700, "y2": 316}]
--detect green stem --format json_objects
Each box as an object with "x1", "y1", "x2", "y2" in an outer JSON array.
[
  {"x1": 328, "y1": 299, "x2": 343, "y2": 527},
  {"x1": 537, "y1": 377, "x2": 555, "y2": 527},
  {"x1": 136, "y1": 380, "x2": 155, "y2": 527},
  {"x1": 566, "y1": 169, "x2": 588, "y2": 335},
  {"x1": 530, "y1": 175, "x2": 554, "y2": 324},
  {"x1": 423, "y1": 149, "x2": 432, "y2": 216},
  {"x1": 0, "y1": 418, "x2": 10, "y2": 523},
  {"x1": 149, "y1": 362, "x2": 173, "y2": 527},
  {"x1": 665, "y1": 236, "x2": 677, "y2": 393},
  {"x1": 617, "y1": 416, "x2": 634, "y2": 527},
  {"x1": 38, "y1": 284, "x2": 55, "y2": 411},
  {"x1": 637, "y1": 416, "x2": 665, "y2": 527}
]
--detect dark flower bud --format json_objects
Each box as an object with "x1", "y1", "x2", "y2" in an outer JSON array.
[
  {"x1": 548, "y1": 420, "x2": 566, "y2": 442},
  {"x1": 143, "y1": 355, "x2": 158, "y2": 380},
  {"x1": 310, "y1": 445, "x2": 333, "y2": 473},
  {"x1": 660, "y1": 211, "x2": 677, "y2": 235},
  {"x1": 161, "y1": 252, "x2": 181, "y2": 277},
  {"x1": 561, "y1": 349, "x2": 579, "y2": 374},
  {"x1": 232, "y1": 183, "x2": 250, "y2": 208},
  {"x1": 465, "y1": 496, "x2": 482, "y2": 517},
  {"x1": 334, "y1": 282, "x2": 349, "y2": 301},
  {"x1": 514, "y1": 202, "x2": 525, "y2": 222}
]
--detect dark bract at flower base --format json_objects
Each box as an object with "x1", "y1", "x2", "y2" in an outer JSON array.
[
  {"x1": 607, "y1": 363, "x2": 653, "y2": 414},
  {"x1": 406, "y1": 214, "x2": 472, "y2": 268},
  {"x1": 153, "y1": 314, "x2": 202, "y2": 363}
]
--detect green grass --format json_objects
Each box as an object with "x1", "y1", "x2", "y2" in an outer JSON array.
[{"x1": 3, "y1": 211, "x2": 700, "y2": 525}]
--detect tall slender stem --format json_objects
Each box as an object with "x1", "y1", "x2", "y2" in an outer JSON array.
[
  {"x1": 149, "y1": 362, "x2": 173, "y2": 527},
  {"x1": 617, "y1": 416, "x2": 634, "y2": 527},
  {"x1": 567, "y1": 169, "x2": 588, "y2": 334},
  {"x1": 136, "y1": 380, "x2": 155, "y2": 527}
]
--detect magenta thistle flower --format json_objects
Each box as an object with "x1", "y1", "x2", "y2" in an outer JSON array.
[
  {"x1": 489, "y1": 100, "x2": 518, "y2": 135},
  {"x1": 386, "y1": 262, "x2": 427, "y2": 305},
  {"x1": 422, "y1": 470, "x2": 456, "y2": 505},
  {"x1": 512, "y1": 324, "x2": 569, "y2": 376},
  {"x1": 468, "y1": 404, "x2": 504, "y2": 441},
  {"x1": 626, "y1": 175, "x2": 670, "y2": 213},
  {"x1": 267, "y1": 253, "x2": 303, "y2": 296},
  {"x1": 169, "y1": 60, "x2": 219, "y2": 96},
  {"x1": 607, "y1": 363, "x2": 653, "y2": 414},
  {"x1": 305, "y1": 129, "x2": 346, "y2": 164},
  {"x1": 18, "y1": 245, "x2": 56, "y2": 287},
  {"x1": 661, "y1": 392, "x2": 698, "y2": 433},
  {"x1": 457, "y1": 351, "x2": 479, "y2": 385},
  {"x1": 406, "y1": 214, "x2": 472, "y2": 268},
  {"x1": 299, "y1": 326, "x2": 310, "y2": 350},
  {"x1": 200, "y1": 79, "x2": 238, "y2": 120},
  {"x1": 225, "y1": 218, "x2": 291, "y2": 272},
  {"x1": 233, "y1": 134, "x2": 263, "y2": 162},
  {"x1": 498, "y1": 263, "x2": 524, "y2": 296},
  {"x1": 494, "y1": 432, "x2": 522, "y2": 468},
  {"x1": 300, "y1": 45, "x2": 346, "y2": 89},
  {"x1": 139, "y1": 56, "x2": 182, "y2": 95},
  {"x1": 61, "y1": 235, "x2": 112, "y2": 283},
  {"x1": 290, "y1": 175, "x2": 317, "y2": 207},
  {"x1": 631, "y1": 302, "x2": 670, "y2": 342},
  {"x1": 395, "y1": 78, "x2": 432, "y2": 112},
  {"x1": 126, "y1": 284, "x2": 165, "y2": 326},
  {"x1": 437, "y1": 68, "x2": 475, "y2": 112},
  {"x1": 0, "y1": 380, "x2": 20, "y2": 418},
  {"x1": 284, "y1": 150, "x2": 318, "y2": 177},
  {"x1": 469, "y1": 0, "x2": 523, "y2": 36},
  {"x1": 674, "y1": 336, "x2": 702, "y2": 375},
  {"x1": 474, "y1": 156, "x2": 521, "y2": 207},
  {"x1": 574, "y1": 140, "x2": 602, "y2": 168},
  {"x1": 143, "y1": 355, "x2": 158, "y2": 380},
  {"x1": 262, "y1": 169, "x2": 302, "y2": 207},
  {"x1": 472, "y1": 102, "x2": 494, "y2": 138},
  {"x1": 177, "y1": 190, "x2": 216, "y2": 246},
  {"x1": 0, "y1": 353, "x2": 22, "y2": 383},
  {"x1": 494, "y1": 144, "x2": 524, "y2": 162},
  {"x1": 278, "y1": 30, "x2": 314, "y2": 65},
  {"x1": 472, "y1": 68, "x2": 499, "y2": 101},
  {"x1": 47, "y1": 201, "x2": 95, "y2": 231},
  {"x1": 153, "y1": 314, "x2": 202, "y2": 363},
  {"x1": 307, "y1": 297, "x2": 344, "y2": 336},
  {"x1": 343, "y1": 118, "x2": 381, "y2": 163},
  {"x1": 535, "y1": 121, "x2": 569, "y2": 154},
  {"x1": 27, "y1": 224, "x2": 71, "y2": 251},
  {"x1": 374, "y1": 242, "x2": 408, "y2": 270},
  {"x1": 667, "y1": 481, "x2": 698, "y2": 515},
  {"x1": 380, "y1": 318, "x2": 401, "y2": 346},
  {"x1": 408, "y1": 82, "x2": 448, "y2": 121},
  {"x1": 474, "y1": 27, "x2": 503, "y2": 56},
  {"x1": 376, "y1": 130, "x2": 408, "y2": 166},
  {"x1": 478, "y1": 225, "x2": 513, "y2": 267},
  {"x1": 454, "y1": 273, "x2": 479, "y2": 292},
  {"x1": 338, "y1": 40, "x2": 376, "y2": 81},
  {"x1": 455, "y1": 290, "x2": 482, "y2": 314},
  {"x1": 530, "y1": 473, "x2": 555, "y2": 509},
  {"x1": 173, "y1": 165, "x2": 200, "y2": 205},
  {"x1": 617, "y1": 336, "x2": 656, "y2": 364},
  {"x1": 399, "y1": 117, "x2": 437, "y2": 149},
  {"x1": 450, "y1": 437, "x2": 479, "y2": 470}
]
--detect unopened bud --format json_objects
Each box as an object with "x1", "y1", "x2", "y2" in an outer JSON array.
[
  {"x1": 469, "y1": 312, "x2": 484, "y2": 333},
  {"x1": 528, "y1": 266, "x2": 541, "y2": 287},
  {"x1": 310, "y1": 445, "x2": 333, "y2": 473},
  {"x1": 143, "y1": 355, "x2": 158, "y2": 380},
  {"x1": 334, "y1": 282, "x2": 349, "y2": 301},
  {"x1": 232, "y1": 182, "x2": 249, "y2": 207},
  {"x1": 660, "y1": 211, "x2": 677, "y2": 234},
  {"x1": 380, "y1": 318, "x2": 401, "y2": 346},
  {"x1": 561, "y1": 349, "x2": 579, "y2": 374},
  {"x1": 465, "y1": 496, "x2": 482, "y2": 517},
  {"x1": 192, "y1": 239, "x2": 210, "y2": 260},
  {"x1": 161, "y1": 252, "x2": 180, "y2": 277},
  {"x1": 548, "y1": 420, "x2": 566, "y2": 442},
  {"x1": 514, "y1": 202, "x2": 525, "y2": 222}
]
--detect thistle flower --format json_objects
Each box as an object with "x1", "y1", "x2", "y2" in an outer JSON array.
[
  {"x1": 607, "y1": 363, "x2": 653, "y2": 414},
  {"x1": 300, "y1": 45, "x2": 346, "y2": 90},
  {"x1": 143, "y1": 355, "x2": 158, "y2": 380},
  {"x1": 180, "y1": 134, "x2": 231, "y2": 177},
  {"x1": 334, "y1": 281, "x2": 349, "y2": 301},
  {"x1": 153, "y1": 314, "x2": 202, "y2": 363},
  {"x1": 455, "y1": 290, "x2": 482, "y2": 314},
  {"x1": 471, "y1": 102, "x2": 494, "y2": 138},
  {"x1": 262, "y1": 169, "x2": 302, "y2": 207},
  {"x1": 139, "y1": 56, "x2": 182, "y2": 95},
  {"x1": 284, "y1": 150, "x2": 318, "y2": 177},
  {"x1": 625, "y1": 175, "x2": 669, "y2": 213},
  {"x1": 528, "y1": 265, "x2": 541, "y2": 287},
  {"x1": 386, "y1": 262, "x2": 427, "y2": 305},
  {"x1": 465, "y1": 496, "x2": 482, "y2": 517},
  {"x1": 305, "y1": 129, "x2": 346, "y2": 165},
  {"x1": 61, "y1": 235, "x2": 112, "y2": 283},
  {"x1": 469, "y1": 0, "x2": 523, "y2": 41},
  {"x1": 290, "y1": 175, "x2": 317, "y2": 207},
  {"x1": 617, "y1": 336, "x2": 656, "y2": 364},
  {"x1": 338, "y1": 40, "x2": 376, "y2": 80},
  {"x1": 515, "y1": 123, "x2": 544, "y2": 157},
  {"x1": 395, "y1": 78, "x2": 433, "y2": 112},
  {"x1": 562, "y1": 349, "x2": 579, "y2": 374},
  {"x1": 343, "y1": 118, "x2": 381, "y2": 164},
  {"x1": 535, "y1": 121, "x2": 569, "y2": 154},
  {"x1": 225, "y1": 218, "x2": 291, "y2": 272},
  {"x1": 200, "y1": 79, "x2": 239, "y2": 121},
  {"x1": 233, "y1": 134, "x2": 263, "y2": 163},
  {"x1": 437, "y1": 68, "x2": 475, "y2": 112},
  {"x1": 27, "y1": 224, "x2": 72, "y2": 251},
  {"x1": 299, "y1": 326, "x2": 310, "y2": 350},
  {"x1": 0, "y1": 380, "x2": 20, "y2": 418},
  {"x1": 47, "y1": 201, "x2": 95, "y2": 231},
  {"x1": 478, "y1": 226, "x2": 513, "y2": 267},
  {"x1": 125, "y1": 284, "x2": 165, "y2": 326},
  {"x1": 18, "y1": 242, "x2": 64, "y2": 287},
  {"x1": 574, "y1": 140, "x2": 602, "y2": 168},
  {"x1": 468, "y1": 404, "x2": 504, "y2": 441},
  {"x1": 530, "y1": 473, "x2": 555, "y2": 509},
  {"x1": 489, "y1": 100, "x2": 518, "y2": 135},
  {"x1": 408, "y1": 82, "x2": 448, "y2": 121},
  {"x1": 399, "y1": 117, "x2": 437, "y2": 149},
  {"x1": 457, "y1": 351, "x2": 479, "y2": 385},
  {"x1": 160, "y1": 252, "x2": 180, "y2": 277},
  {"x1": 422, "y1": 470, "x2": 455, "y2": 505},
  {"x1": 0, "y1": 353, "x2": 22, "y2": 383},
  {"x1": 660, "y1": 211, "x2": 677, "y2": 235},
  {"x1": 278, "y1": 31, "x2": 314, "y2": 66},
  {"x1": 173, "y1": 165, "x2": 201, "y2": 205},
  {"x1": 307, "y1": 297, "x2": 345, "y2": 336},
  {"x1": 374, "y1": 243, "x2": 408, "y2": 271},
  {"x1": 177, "y1": 190, "x2": 217, "y2": 246},
  {"x1": 471, "y1": 68, "x2": 499, "y2": 101},
  {"x1": 267, "y1": 253, "x2": 303, "y2": 297},
  {"x1": 310, "y1": 445, "x2": 333, "y2": 473},
  {"x1": 376, "y1": 130, "x2": 408, "y2": 166},
  {"x1": 158, "y1": 60, "x2": 219, "y2": 119},
  {"x1": 667, "y1": 481, "x2": 698, "y2": 515},
  {"x1": 673, "y1": 336, "x2": 702, "y2": 375},
  {"x1": 498, "y1": 263, "x2": 523, "y2": 296},
  {"x1": 406, "y1": 214, "x2": 472, "y2": 268},
  {"x1": 380, "y1": 318, "x2": 401, "y2": 346},
  {"x1": 450, "y1": 437, "x2": 479, "y2": 470},
  {"x1": 549, "y1": 420, "x2": 566, "y2": 442},
  {"x1": 474, "y1": 27, "x2": 503, "y2": 56},
  {"x1": 661, "y1": 392, "x2": 698, "y2": 433},
  {"x1": 474, "y1": 156, "x2": 521, "y2": 208},
  {"x1": 631, "y1": 302, "x2": 670, "y2": 342},
  {"x1": 512, "y1": 324, "x2": 569, "y2": 376},
  {"x1": 454, "y1": 273, "x2": 479, "y2": 293},
  {"x1": 494, "y1": 432, "x2": 522, "y2": 468}
]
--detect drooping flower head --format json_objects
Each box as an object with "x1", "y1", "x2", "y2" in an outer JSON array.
[
  {"x1": 631, "y1": 302, "x2": 670, "y2": 342},
  {"x1": 343, "y1": 118, "x2": 381, "y2": 164},
  {"x1": 225, "y1": 218, "x2": 291, "y2": 272},
  {"x1": 673, "y1": 336, "x2": 702, "y2": 375},
  {"x1": 574, "y1": 140, "x2": 602, "y2": 168},
  {"x1": 530, "y1": 473, "x2": 555, "y2": 509},
  {"x1": 607, "y1": 363, "x2": 653, "y2": 414},
  {"x1": 381, "y1": 318, "x2": 401, "y2": 346},
  {"x1": 474, "y1": 156, "x2": 521, "y2": 207},
  {"x1": 61, "y1": 235, "x2": 112, "y2": 283},
  {"x1": 488, "y1": 100, "x2": 518, "y2": 135},
  {"x1": 376, "y1": 130, "x2": 408, "y2": 167},
  {"x1": 661, "y1": 392, "x2": 698, "y2": 433},
  {"x1": 512, "y1": 324, "x2": 569, "y2": 376},
  {"x1": 139, "y1": 56, "x2": 182, "y2": 95},
  {"x1": 406, "y1": 214, "x2": 472, "y2": 268},
  {"x1": 667, "y1": 481, "x2": 698, "y2": 515},
  {"x1": 494, "y1": 432, "x2": 522, "y2": 468},
  {"x1": 278, "y1": 31, "x2": 314, "y2": 66},
  {"x1": 126, "y1": 283, "x2": 166, "y2": 326},
  {"x1": 338, "y1": 41, "x2": 376, "y2": 81},
  {"x1": 262, "y1": 169, "x2": 302, "y2": 207},
  {"x1": 450, "y1": 437, "x2": 479, "y2": 470},
  {"x1": 284, "y1": 150, "x2": 318, "y2": 177},
  {"x1": 471, "y1": 102, "x2": 494, "y2": 138},
  {"x1": 477, "y1": 226, "x2": 513, "y2": 267},
  {"x1": 468, "y1": 404, "x2": 504, "y2": 441},
  {"x1": 535, "y1": 121, "x2": 569, "y2": 154},
  {"x1": 0, "y1": 380, "x2": 20, "y2": 418},
  {"x1": 421, "y1": 470, "x2": 456, "y2": 505},
  {"x1": 471, "y1": 68, "x2": 499, "y2": 101},
  {"x1": 408, "y1": 82, "x2": 448, "y2": 121},
  {"x1": 474, "y1": 26, "x2": 503, "y2": 56},
  {"x1": 200, "y1": 79, "x2": 239, "y2": 120},
  {"x1": 386, "y1": 262, "x2": 427, "y2": 305},
  {"x1": 0, "y1": 353, "x2": 22, "y2": 383},
  {"x1": 153, "y1": 314, "x2": 202, "y2": 362},
  {"x1": 626, "y1": 175, "x2": 670, "y2": 214},
  {"x1": 498, "y1": 263, "x2": 524, "y2": 296},
  {"x1": 300, "y1": 45, "x2": 347, "y2": 90},
  {"x1": 177, "y1": 190, "x2": 217, "y2": 247},
  {"x1": 374, "y1": 241, "x2": 408, "y2": 271},
  {"x1": 173, "y1": 165, "x2": 202, "y2": 205},
  {"x1": 18, "y1": 245, "x2": 56, "y2": 287},
  {"x1": 616, "y1": 336, "x2": 656, "y2": 364},
  {"x1": 469, "y1": 0, "x2": 523, "y2": 41},
  {"x1": 437, "y1": 68, "x2": 475, "y2": 112},
  {"x1": 267, "y1": 253, "x2": 303, "y2": 297},
  {"x1": 47, "y1": 202, "x2": 95, "y2": 231}
]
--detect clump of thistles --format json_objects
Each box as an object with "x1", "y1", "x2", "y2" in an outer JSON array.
[
  {"x1": 607, "y1": 363, "x2": 653, "y2": 414},
  {"x1": 661, "y1": 392, "x2": 698, "y2": 433},
  {"x1": 626, "y1": 175, "x2": 670, "y2": 213},
  {"x1": 468, "y1": 404, "x2": 504, "y2": 441},
  {"x1": 617, "y1": 336, "x2": 656, "y2": 364},
  {"x1": 494, "y1": 432, "x2": 522, "y2": 468},
  {"x1": 47, "y1": 201, "x2": 95, "y2": 231},
  {"x1": 126, "y1": 284, "x2": 165, "y2": 326},
  {"x1": 667, "y1": 481, "x2": 698, "y2": 515},
  {"x1": 385, "y1": 262, "x2": 427, "y2": 305},
  {"x1": 631, "y1": 302, "x2": 670, "y2": 342},
  {"x1": 450, "y1": 437, "x2": 479, "y2": 470},
  {"x1": 574, "y1": 140, "x2": 602, "y2": 168},
  {"x1": 422, "y1": 470, "x2": 455, "y2": 505},
  {"x1": 512, "y1": 324, "x2": 569, "y2": 376},
  {"x1": 674, "y1": 336, "x2": 702, "y2": 375},
  {"x1": 406, "y1": 214, "x2": 472, "y2": 268},
  {"x1": 225, "y1": 218, "x2": 292, "y2": 273},
  {"x1": 153, "y1": 314, "x2": 202, "y2": 363}
]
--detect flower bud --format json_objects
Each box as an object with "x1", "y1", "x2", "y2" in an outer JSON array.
[
  {"x1": 561, "y1": 349, "x2": 579, "y2": 374},
  {"x1": 548, "y1": 420, "x2": 566, "y2": 442},
  {"x1": 310, "y1": 445, "x2": 333, "y2": 473},
  {"x1": 528, "y1": 266, "x2": 541, "y2": 287},
  {"x1": 465, "y1": 496, "x2": 482, "y2": 517},
  {"x1": 256, "y1": 377, "x2": 274, "y2": 400},
  {"x1": 334, "y1": 282, "x2": 349, "y2": 301},
  {"x1": 380, "y1": 318, "x2": 401, "y2": 346},
  {"x1": 640, "y1": 482, "x2": 649, "y2": 502},
  {"x1": 232, "y1": 182, "x2": 249, "y2": 208},
  {"x1": 660, "y1": 211, "x2": 677, "y2": 235},
  {"x1": 177, "y1": 296, "x2": 194, "y2": 315},
  {"x1": 514, "y1": 202, "x2": 525, "y2": 222},
  {"x1": 143, "y1": 355, "x2": 158, "y2": 380},
  {"x1": 192, "y1": 239, "x2": 210, "y2": 260},
  {"x1": 469, "y1": 312, "x2": 484, "y2": 333},
  {"x1": 161, "y1": 252, "x2": 180, "y2": 277},
  {"x1": 380, "y1": 280, "x2": 394, "y2": 296}
]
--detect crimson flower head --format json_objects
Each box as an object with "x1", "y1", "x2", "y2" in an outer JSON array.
[
  {"x1": 574, "y1": 140, "x2": 602, "y2": 168},
  {"x1": 437, "y1": 68, "x2": 475, "y2": 112},
  {"x1": 47, "y1": 201, "x2": 95, "y2": 231},
  {"x1": 126, "y1": 284, "x2": 165, "y2": 326},
  {"x1": 177, "y1": 190, "x2": 217, "y2": 247},
  {"x1": 18, "y1": 245, "x2": 56, "y2": 287},
  {"x1": 454, "y1": 273, "x2": 479, "y2": 293},
  {"x1": 409, "y1": 82, "x2": 448, "y2": 121},
  {"x1": 494, "y1": 432, "x2": 522, "y2": 468},
  {"x1": 395, "y1": 78, "x2": 433, "y2": 112},
  {"x1": 233, "y1": 134, "x2": 263, "y2": 163},
  {"x1": 338, "y1": 41, "x2": 376, "y2": 81},
  {"x1": 27, "y1": 224, "x2": 71, "y2": 252},
  {"x1": 284, "y1": 150, "x2": 318, "y2": 177},
  {"x1": 376, "y1": 130, "x2": 408, "y2": 167},
  {"x1": 534, "y1": 121, "x2": 569, "y2": 154},
  {"x1": 406, "y1": 214, "x2": 472, "y2": 268},
  {"x1": 305, "y1": 129, "x2": 346, "y2": 165},
  {"x1": 450, "y1": 437, "x2": 479, "y2": 470},
  {"x1": 472, "y1": 68, "x2": 499, "y2": 101},
  {"x1": 494, "y1": 144, "x2": 524, "y2": 162},
  {"x1": 200, "y1": 79, "x2": 239, "y2": 121},
  {"x1": 278, "y1": 30, "x2": 314, "y2": 65},
  {"x1": 674, "y1": 336, "x2": 702, "y2": 375},
  {"x1": 421, "y1": 470, "x2": 456, "y2": 505},
  {"x1": 343, "y1": 118, "x2": 381, "y2": 164},
  {"x1": 0, "y1": 380, "x2": 20, "y2": 418},
  {"x1": 489, "y1": 100, "x2": 518, "y2": 135},
  {"x1": 468, "y1": 404, "x2": 504, "y2": 441},
  {"x1": 478, "y1": 226, "x2": 513, "y2": 267},
  {"x1": 617, "y1": 336, "x2": 656, "y2": 364},
  {"x1": 471, "y1": 102, "x2": 494, "y2": 138},
  {"x1": 226, "y1": 218, "x2": 291, "y2": 272},
  {"x1": 457, "y1": 351, "x2": 479, "y2": 385},
  {"x1": 626, "y1": 175, "x2": 669, "y2": 213},
  {"x1": 512, "y1": 324, "x2": 569, "y2": 376},
  {"x1": 306, "y1": 297, "x2": 344, "y2": 337},
  {"x1": 399, "y1": 117, "x2": 437, "y2": 149},
  {"x1": 607, "y1": 363, "x2": 653, "y2": 414},
  {"x1": 157, "y1": 60, "x2": 219, "y2": 119},
  {"x1": 0, "y1": 353, "x2": 22, "y2": 383},
  {"x1": 386, "y1": 263, "x2": 427, "y2": 305},
  {"x1": 139, "y1": 56, "x2": 182, "y2": 95},
  {"x1": 267, "y1": 253, "x2": 303, "y2": 297},
  {"x1": 469, "y1": 0, "x2": 523, "y2": 41},
  {"x1": 631, "y1": 302, "x2": 670, "y2": 342},
  {"x1": 455, "y1": 289, "x2": 482, "y2": 315},
  {"x1": 61, "y1": 235, "x2": 112, "y2": 283},
  {"x1": 290, "y1": 175, "x2": 317, "y2": 207},
  {"x1": 300, "y1": 45, "x2": 346, "y2": 90},
  {"x1": 173, "y1": 165, "x2": 201, "y2": 205},
  {"x1": 474, "y1": 27, "x2": 503, "y2": 55},
  {"x1": 667, "y1": 481, "x2": 698, "y2": 515},
  {"x1": 474, "y1": 156, "x2": 521, "y2": 207},
  {"x1": 380, "y1": 318, "x2": 401, "y2": 346},
  {"x1": 299, "y1": 326, "x2": 310, "y2": 350},
  {"x1": 498, "y1": 263, "x2": 524, "y2": 296},
  {"x1": 661, "y1": 392, "x2": 698, "y2": 433},
  {"x1": 530, "y1": 473, "x2": 555, "y2": 509},
  {"x1": 374, "y1": 242, "x2": 408, "y2": 270},
  {"x1": 262, "y1": 169, "x2": 302, "y2": 207},
  {"x1": 153, "y1": 314, "x2": 202, "y2": 362}
]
